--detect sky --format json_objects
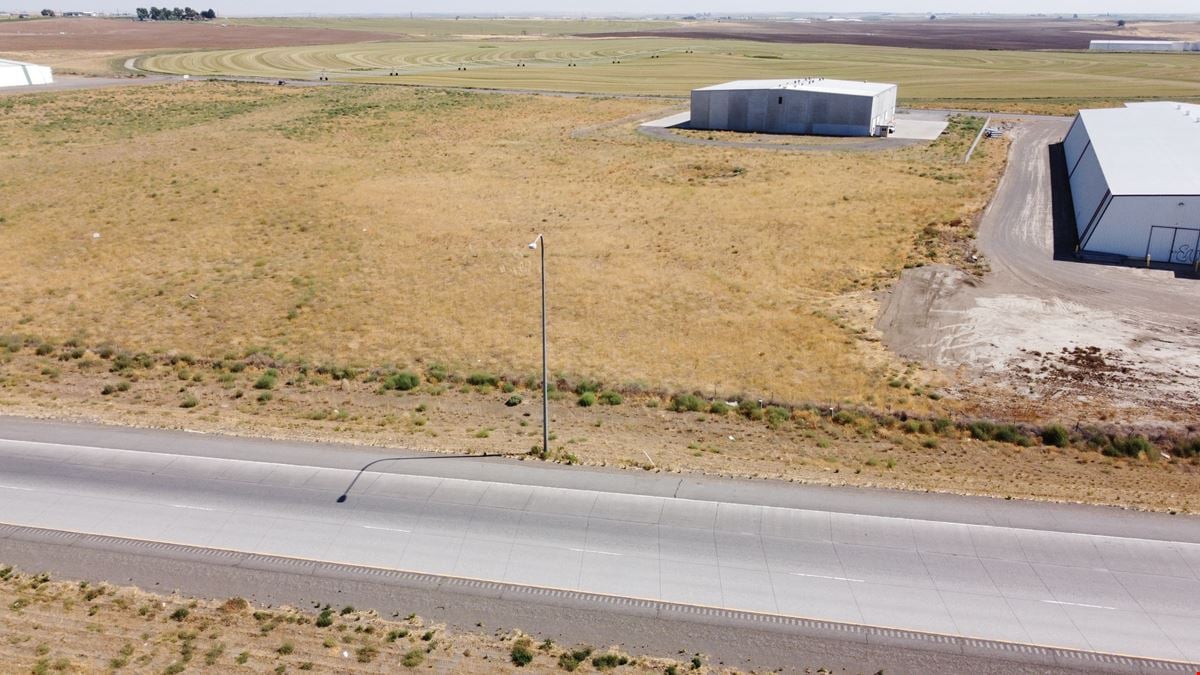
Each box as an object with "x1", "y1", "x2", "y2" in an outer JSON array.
[{"x1": 191, "y1": 2, "x2": 1200, "y2": 16}]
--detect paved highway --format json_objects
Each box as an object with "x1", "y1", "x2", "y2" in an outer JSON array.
[{"x1": 0, "y1": 420, "x2": 1198, "y2": 668}]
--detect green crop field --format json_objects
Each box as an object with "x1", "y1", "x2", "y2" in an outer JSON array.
[{"x1": 139, "y1": 39, "x2": 1200, "y2": 107}]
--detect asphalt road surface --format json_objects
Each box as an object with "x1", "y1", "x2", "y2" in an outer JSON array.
[{"x1": 0, "y1": 418, "x2": 1198, "y2": 671}]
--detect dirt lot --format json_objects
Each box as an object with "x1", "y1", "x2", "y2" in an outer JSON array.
[
  {"x1": 585, "y1": 18, "x2": 1130, "y2": 51},
  {"x1": 877, "y1": 117, "x2": 1200, "y2": 430},
  {"x1": 0, "y1": 17, "x2": 403, "y2": 50}
]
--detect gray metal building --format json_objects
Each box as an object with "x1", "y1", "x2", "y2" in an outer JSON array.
[
  {"x1": 1089, "y1": 40, "x2": 1200, "y2": 52},
  {"x1": 1064, "y1": 102, "x2": 1200, "y2": 264},
  {"x1": 689, "y1": 78, "x2": 898, "y2": 137}
]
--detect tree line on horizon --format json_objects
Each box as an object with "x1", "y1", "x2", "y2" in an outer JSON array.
[{"x1": 135, "y1": 7, "x2": 216, "y2": 20}]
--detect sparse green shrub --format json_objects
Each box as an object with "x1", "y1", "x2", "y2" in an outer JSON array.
[
  {"x1": 708, "y1": 400, "x2": 730, "y2": 415},
  {"x1": 425, "y1": 363, "x2": 449, "y2": 383},
  {"x1": 510, "y1": 639, "x2": 534, "y2": 667},
  {"x1": 356, "y1": 645, "x2": 378, "y2": 663},
  {"x1": 932, "y1": 417, "x2": 953, "y2": 433},
  {"x1": 339, "y1": 605, "x2": 354, "y2": 616},
  {"x1": 1106, "y1": 434, "x2": 1153, "y2": 458},
  {"x1": 236, "y1": 651, "x2": 250, "y2": 664},
  {"x1": 574, "y1": 379, "x2": 601, "y2": 394},
  {"x1": 254, "y1": 370, "x2": 277, "y2": 390},
  {"x1": 992, "y1": 424, "x2": 1028, "y2": 445},
  {"x1": 386, "y1": 629, "x2": 408, "y2": 642},
  {"x1": 180, "y1": 396, "x2": 198, "y2": 409},
  {"x1": 558, "y1": 646, "x2": 593, "y2": 672},
  {"x1": 505, "y1": 395, "x2": 522, "y2": 407},
  {"x1": 577, "y1": 391, "x2": 596, "y2": 407},
  {"x1": 401, "y1": 649, "x2": 424, "y2": 668},
  {"x1": 467, "y1": 372, "x2": 498, "y2": 387},
  {"x1": 1173, "y1": 438, "x2": 1200, "y2": 458},
  {"x1": 34, "y1": 342, "x2": 54, "y2": 356},
  {"x1": 592, "y1": 653, "x2": 629, "y2": 670},
  {"x1": 277, "y1": 642, "x2": 294, "y2": 655},
  {"x1": 765, "y1": 406, "x2": 789, "y2": 428},
  {"x1": 257, "y1": 391, "x2": 273, "y2": 403},
  {"x1": 922, "y1": 438, "x2": 939, "y2": 449},
  {"x1": 382, "y1": 371, "x2": 420, "y2": 391},
  {"x1": 1041, "y1": 424, "x2": 1070, "y2": 448},
  {"x1": 968, "y1": 420, "x2": 996, "y2": 441},
  {"x1": 831, "y1": 410, "x2": 856, "y2": 425},
  {"x1": 670, "y1": 393, "x2": 705, "y2": 413},
  {"x1": 101, "y1": 384, "x2": 116, "y2": 396},
  {"x1": 902, "y1": 419, "x2": 922, "y2": 434},
  {"x1": 204, "y1": 643, "x2": 225, "y2": 666},
  {"x1": 598, "y1": 391, "x2": 623, "y2": 405},
  {"x1": 169, "y1": 608, "x2": 189, "y2": 622},
  {"x1": 315, "y1": 610, "x2": 334, "y2": 627}
]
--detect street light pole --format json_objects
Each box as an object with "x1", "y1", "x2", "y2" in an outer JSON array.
[{"x1": 528, "y1": 234, "x2": 549, "y2": 457}]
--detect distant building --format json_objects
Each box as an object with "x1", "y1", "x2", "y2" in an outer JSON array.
[
  {"x1": 689, "y1": 78, "x2": 897, "y2": 137},
  {"x1": 0, "y1": 58, "x2": 54, "y2": 88},
  {"x1": 1064, "y1": 102, "x2": 1200, "y2": 264},
  {"x1": 1089, "y1": 40, "x2": 1200, "y2": 52}
]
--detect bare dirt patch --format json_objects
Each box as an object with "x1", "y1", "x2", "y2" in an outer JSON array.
[
  {"x1": 585, "y1": 18, "x2": 1130, "y2": 51},
  {"x1": 0, "y1": 17, "x2": 402, "y2": 51}
]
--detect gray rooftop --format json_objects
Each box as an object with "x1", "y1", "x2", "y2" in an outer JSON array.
[
  {"x1": 1078, "y1": 102, "x2": 1200, "y2": 196},
  {"x1": 694, "y1": 78, "x2": 895, "y2": 97}
]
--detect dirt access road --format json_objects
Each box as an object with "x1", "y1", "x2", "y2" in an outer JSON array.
[{"x1": 878, "y1": 117, "x2": 1200, "y2": 423}]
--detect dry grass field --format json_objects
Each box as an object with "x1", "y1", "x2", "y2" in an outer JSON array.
[
  {"x1": 137, "y1": 40, "x2": 1200, "y2": 108},
  {"x1": 0, "y1": 81, "x2": 1000, "y2": 409},
  {"x1": 0, "y1": 566, "x2": 702, "y2": 673},
  {"x1": 2, "y1": 82, "x2": 1198, "y2": 512}
]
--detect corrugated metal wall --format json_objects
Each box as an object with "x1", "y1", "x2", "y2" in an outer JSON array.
[{"x1": 690, "y1": 87, "x2": 893, "y2": 136}]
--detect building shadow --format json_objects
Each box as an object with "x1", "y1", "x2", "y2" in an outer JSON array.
[
  {"x1": 335, "y1": 453, "x2": 507, "y2": 503},
  {"x1": 1048, "y1": 142, "x2": 1199, "y2": 279},
  {"x1": 1048, "y1": 142, "x2": 1081, "y2": 261}
]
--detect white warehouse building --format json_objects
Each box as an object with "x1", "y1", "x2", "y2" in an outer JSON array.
[
  {"x1": 1064, "y1": 102, "x2": 1200, "y2": 265},
  {"x1": 1089, "y1": 40, "x2": 1200, "y2": 52},
  {"x1": 0, "y1": 58, "x2": 53, "y2": 88},
  {"x1": 689, "y1": 78, "x2": 897, "y2": 137}
]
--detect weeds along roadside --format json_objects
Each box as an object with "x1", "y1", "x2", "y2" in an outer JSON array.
[{"x1": 2, "y1": 333, "x2": 1197, "y2": 468}]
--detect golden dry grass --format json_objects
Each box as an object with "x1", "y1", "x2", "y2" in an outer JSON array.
[
  {"x1": 0, "y1": 81, "x2": 1002, "y2": 410},
  {"x1": 0, "y1": 568, "x2": 695, "y2": 673}
]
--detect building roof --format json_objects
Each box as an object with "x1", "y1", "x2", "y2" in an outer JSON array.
[
  {"x1": 1077, "y1": 102, "x2": 1200, "y2": 196},
  {"x1": 0, "y1": 58, "x2": 49, "y2": 68},
  {"x1": 1089, "y1": 40, "x2": 1183, "y2": 45},
  {"x1": 694, "y1": 78, "x2": 895, "y2": 97}
]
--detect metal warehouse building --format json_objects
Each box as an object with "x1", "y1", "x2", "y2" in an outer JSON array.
[
  {"x1": 0, "y1": 58, "x2": 53, "y2": 88},
  {"x1": 1064, "y1": 102, "x2": 1200, "y2": 265},
  {"x1": 690, "y1": 78, "x2": 897, "y2": 137},
  {"x1": 1089, "y1": 40, "x2": 1200, "y2": 52}
]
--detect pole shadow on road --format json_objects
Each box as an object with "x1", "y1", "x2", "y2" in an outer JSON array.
[{"x1": 336, "y1": 453, "x2": 507, "y2": 503}]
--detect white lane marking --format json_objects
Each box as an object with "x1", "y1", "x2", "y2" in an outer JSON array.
[
  {"x1": 362, "y1": 525, "x2": 411, "y2": 534},
  {"x1": 170, "y1": 504, "x2": 214, "y2": 511},
  {"x1": 790, "y1": 572, "x2": 865, "y2": 583},
  {"x1": 2, "y1": 437, "x2": 1199, "y2": 553},
  {"x1": 569, "y1": 547, "x2": 622, "y2": 557},
  {"x1": 0, "y1": 484, "x2": 35, "y2": 492},
  {"x1": 1041, "y1": 600, "x2": 1116, "y2": 610}
]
